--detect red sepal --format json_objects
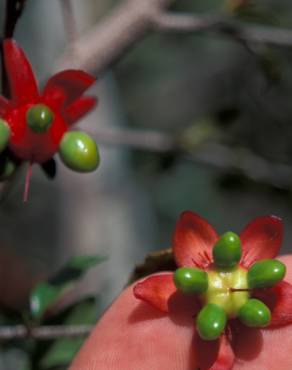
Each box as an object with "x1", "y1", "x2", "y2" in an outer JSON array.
[
  {"x1": 254, "y1": 281, "x2": 292, "y2": 327},
  {"x1": 173, "y1": 211, "x2": 218, "y2": 269},
  {"x1": 63, "y1": 96, "x2": 97, "y2": 125},
  {"x1": 210, "y1": 335, "x2": 235, "y2": 370},
  {"x1": 3, "y1": 39, "x2": 38, "y2": 105},
  {"x1": 240, "y1": 215, "x2": 283, "y2": 268},
  {"x1": 43, "y1": 70, "x2": 95, "y2": 109},
  {"x1": 133, "y1": 273, "x2": 176, "y2": 313}
]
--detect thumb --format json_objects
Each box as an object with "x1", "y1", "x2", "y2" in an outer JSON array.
[{"x1": 70, "y1": 285, "x2": 196, "y2": 370}]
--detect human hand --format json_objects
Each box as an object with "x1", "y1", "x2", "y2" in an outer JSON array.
[{"x1": 70, "y1": 255, "x2": 292, "y2": 370}]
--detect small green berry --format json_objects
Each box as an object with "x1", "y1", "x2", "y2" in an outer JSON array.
[
  {"x1": 213, "y1": 231, "x2": 242, "y2": 268},
  {"x1": 0, "y1": 154, "x2": 18, "y2": 181},
  {"x1": 0, "y1": 119, "x2": 10, "y2": 153},
  {"x1": 174, "y1": 267, "x2": 208, "y2": 294},
  {"x1": 238, "y1": 298, "x2": 271, "y2": 327},
  {"x1": 26, "y1": 104, "x2": 54, "y2": 133},
  {"x1": 196, "y1": 303, "x2": 227, "y2": 340},
  {"x1": 59, "y1": 131, "x2": 100, "y2": 172},
  {"x1": 248, "y1": 259, "x2": 286, "y2": 289}
]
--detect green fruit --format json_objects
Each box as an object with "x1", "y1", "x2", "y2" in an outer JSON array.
[
  {"x1": 213, "y1": 231, "x2": 242, "y2": 268},
  {"x1": 238, "y1": 299, "x2": 271, "y2": 327},
  {"x1": 0, "y1": 155, "x2": 18, "y2": 181},
  {"x1": 174, "y1": 267, "x2": 208, "y2": 294},
  {"x1": 26, "y1": 104, "x2": 54, "y2": 133},
  {"x1": 0, "y1": 119, "x2": 10, "y2": 152},
  {"x1": 248, "y1": 259, "x2": 286, "y2": 289},
  {"x1": 196, "y1": 303, "x2": 227, "y2": 340},
  {"x1": 59, "y1": 131, "x2": 100, "y2": 172}
]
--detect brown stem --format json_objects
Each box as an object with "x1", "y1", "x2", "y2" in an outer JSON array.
[
  {"x1": 89, "y1": 128, "x2": 292, "y2": 191},
  {"x1": 58, "y1": 5, "x2": 292, "y2": 75},
  {"x1": 0, "y1": 324, "x2": 93, "y2": 340},
  {"x1": 230, "y1": 288, "x2": 251, "y2": 292},
  {"x1": 60, "y1": 0, "x2": 78, "y2": 44},
  {"x1": 153, "y1": 13, "x2": 292, "y2": 47},
  {"x1": 57, "y1": 0, "x2": 175, "y2": 73},
  {"x1": 2, "y1": 0, "x2": 27, "y2": 97}
]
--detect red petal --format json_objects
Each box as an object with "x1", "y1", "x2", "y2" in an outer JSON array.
[
  {"x1": 270, "y1": 281, "x2": 292, "y2": 326},
  {"x1": 240, "y1": 215, "x2": 283, "y2": 268},
  {"x1": 63, "y1": 96, "x2": 97, "y2": 125},
  {"x1": 254, "y1": 281, "x2": 292, "y2": 327},
  {"x1": 43, "y1": 70, "x2": 95, "y2": 109},
  {"x1": 173, "y1": 211, "x2": 218, "y2": 269},
  {"x1": 3, "y1": 39, "x2": 38, "y2": 104},
  {"x1": 210, "y1": 335, "x2": 235, "y2": 370},
  {"x1": 133, "y1": 273, "x2": 176, "y2": 313}
]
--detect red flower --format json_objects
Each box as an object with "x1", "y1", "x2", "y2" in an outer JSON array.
[
  {"x1": 134, "y1": 211, "x2": 292, "y2": 370},
  {"x1": 0, "y1": 39, "x2": 97, "y2": 163}
]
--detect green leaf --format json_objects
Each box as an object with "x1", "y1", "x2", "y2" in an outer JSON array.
[
  {"x1": 39, "y1": 298, "x2": 97, "y2": 369},
  {"x1": 67, "y1": 255, "x2": 105, "y2": 270},
  {"x1": 30, "y1": 255, "x2": 106, "y2": 320}
]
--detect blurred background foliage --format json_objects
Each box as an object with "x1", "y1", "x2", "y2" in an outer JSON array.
[
  {"x1": 116, "y1": 0, "x2": 292, "y2": 245},
  {"x1": 1, "y1": 0, "x2": 292, "y2": 368}
]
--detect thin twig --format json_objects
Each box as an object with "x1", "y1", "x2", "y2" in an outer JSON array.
[
  {"x1": 152, "y1": 13, "x2": 292, "y2": 47},
  {"x1": 186, "y1": 142, "x2": 292, "y2": 191},
  {"x1": 91, "y1": 128, "x2": 175, "y2": 152},
  {"x1": 58, "y1": 1, "x2": 292, "y2": 76},
  {"x1": 0, "y1": 325, "x2": 92, "y2": 340},
  {"x1": 92, "y1": 128, "x2": 292, "y2": 191},
  {"x1": 60, "y1": 0, "x2": 78, "y2": 44},
  {"x1": 57, "y1": 0, "x2": 175, "y2": 73}
]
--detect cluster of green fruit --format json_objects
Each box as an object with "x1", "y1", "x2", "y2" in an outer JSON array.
[
  {"x1": 173, "y1": 232, "x2": 286, "y2": 341},
  {"x1": 0, "y1": 104, "x2": 99, "y2": 179}
]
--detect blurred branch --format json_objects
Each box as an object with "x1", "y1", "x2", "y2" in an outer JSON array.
[
  {"x1": 92, "y1": 128, "x2": 175, "y2": 152},
  {"x1": 0, "y1": 325, "x2": 92, "y2": 340},
  {"x1": 188, "y1": 143, "x2": 292, "y2": 190},
  {"x1": 57, "y1": 0, "x2": 175, "y2": 73},
  {"x1": 58, "y1": 0, "x2": 292, "y2": 76},
  {"x1": 152, "y1": 13, "x2": 292, "y2": 47},
  {"x1": 60, "y1": 0, "x2": 78, "y2": 44},
  {"x1": 93, "y1": 128, "x2": 292, "y2": 190},
  {"x1": 3, "y1": 0, "x2": 27, "y2": 37}
]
